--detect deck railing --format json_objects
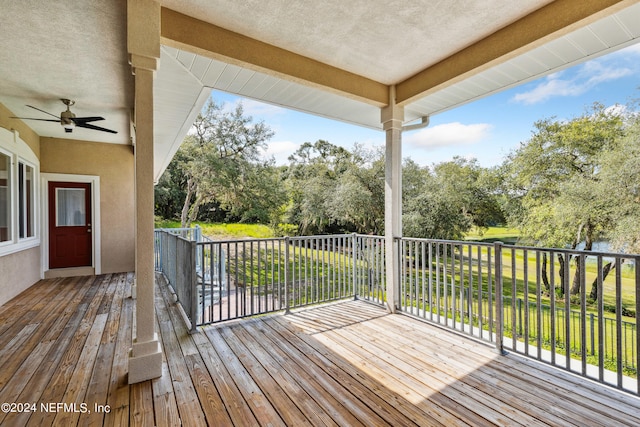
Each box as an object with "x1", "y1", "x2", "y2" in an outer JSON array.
[
  {"x1": 396, "y1": 237, "x2": 639, "y2": 395},
  {"x1": 154, "y1": 228, "x2": 639, "y2": 395},
  {"x1": 496, "y1": 244, "x2": 639, "y2": 393},
  {"x1": 397, "y1": 238, "x2": 500, "y2": 344},
  {"x1": 194, "y1": 235, "x2": 364, "y2": 324},
  {"x1": 155, "y1": 231, "x2": 385, "y2": 328}
]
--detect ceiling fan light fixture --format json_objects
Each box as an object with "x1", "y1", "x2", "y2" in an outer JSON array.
[
  {"x1": 61, "y1": 106, "x2": 76, "y2": 132},
  {"x1": 61, "y1": 118, "x2": 75, "y2": 132}
]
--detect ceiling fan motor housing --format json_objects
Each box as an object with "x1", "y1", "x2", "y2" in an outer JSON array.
[{"x1": 60, "y1": 107, "x2": 76, "y2": 131}]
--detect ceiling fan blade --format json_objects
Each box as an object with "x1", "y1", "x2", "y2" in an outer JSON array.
[
  {"x1": 10, "y1": 117, "x2": 60, "y2": 123},
  {"x1": 72, "y1": 116, "x2": 105, "y2": 123},
  {"x1": 26, "y1": 105, "x2": 59, "y2": 119},
  {"x1": 75, "y1": 122, "x2": 118, "y2": 134}
]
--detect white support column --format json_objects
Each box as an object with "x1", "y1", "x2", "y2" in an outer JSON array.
[
  {"x1": 381, "y1": 86, "x2": 403, "y2": 314},
  {"x1": 128, "y1": 0, "x2": 162, "y2": 384}
]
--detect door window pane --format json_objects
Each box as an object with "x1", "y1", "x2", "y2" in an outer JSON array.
[
  {"x1": 56, "y1": 188, "x2": 86, "y2": 226},
  {"x1": 0, "y1": 152, "x2": 10, "y2": 242}
]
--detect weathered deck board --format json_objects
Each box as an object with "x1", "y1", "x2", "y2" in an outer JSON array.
[{"x1": 0, "y1": 273, "x2": 639, "y2": 426}]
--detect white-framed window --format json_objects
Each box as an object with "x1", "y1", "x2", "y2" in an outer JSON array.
[
  {"x1": 0, "y1": 148, "x2": 11, "y2": 243},
  {"x1": 0, "y1": 127, "x2": 40, "y2": 255},
  {"x1": 19, "y1": 160, "x2": 36, "y2": 239}
]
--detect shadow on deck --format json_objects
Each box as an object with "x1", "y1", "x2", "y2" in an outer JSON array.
[{"x1": 1, "y1": 273, "x2": 639, "y2": 426}]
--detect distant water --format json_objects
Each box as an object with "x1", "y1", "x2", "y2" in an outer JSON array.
[
  {"x1": 575, "y1": 240, "x2": 611, "y2": 253},
  {"x1": 573, "y1": 240, "x2": 638, "y2": 267}
]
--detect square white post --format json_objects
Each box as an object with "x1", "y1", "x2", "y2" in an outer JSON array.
[
  {"x1": 381, "y1": 86, "x2": 403, "y2": 313},
  {"x1": 128, "y1": 0, "x2": 162, "y2": 384}
]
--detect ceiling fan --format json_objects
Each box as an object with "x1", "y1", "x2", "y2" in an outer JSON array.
[{"x1": 11, "y1": 98, "x2": 117, "y2": 134}]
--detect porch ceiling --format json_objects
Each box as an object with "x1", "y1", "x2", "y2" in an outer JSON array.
[{"x1": 0, "y1": 1, "x2": 639, "y2": 181}]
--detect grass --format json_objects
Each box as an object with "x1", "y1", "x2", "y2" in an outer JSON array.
[
  {"x1": 155, "y1": 219, "x2": 274, "y2": 239},
  {"x1": 465, "y1": 226, "x2": 520, "y2": 244},
  {"x1": 205, "y1": 239, "x2": 359, "y2": 308}
]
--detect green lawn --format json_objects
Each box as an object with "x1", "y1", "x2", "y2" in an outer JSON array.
[
  {"x1": 155, "y1": 219, "x2": 274, "y2": 239},
  {"x1": 464, "y1": 226, "x2": 520, "y2": 244}
]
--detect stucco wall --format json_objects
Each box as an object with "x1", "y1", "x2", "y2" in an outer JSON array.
[
  {"x1": 40, "y1": 137, "x2": 135, "y2": 274},
  {"x1": 0, "y1": 106, "x2": 42, "y2": 306},
  {"x1": 0, "y1": 103, "x2": 40, "y2": 158},
  {"x1": 0, "y1": 247, "x2": 41, "y2": 306}
]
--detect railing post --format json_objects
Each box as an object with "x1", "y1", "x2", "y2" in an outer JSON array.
[
  {"x1": 284, "y1": 236, "x2": 290, "y2": 314},
  {"x1": 494, "y1": 241, "x2": 505, "y2": 355},
  {"x1": 189, "y1": 240, "x2": 198, "y2": 333},
  {"x1": 635, "y1": 254, "x2": 640, "y2": 396},
  {"x1": 352, "y1": 233, "x2": 358, "y2": 300}
]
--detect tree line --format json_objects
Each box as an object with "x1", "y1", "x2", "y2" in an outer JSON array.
[
  {"x1": 155, "y1": 99, "x2": 640, "y2": 298},
  {"x1": 154, "y1": 100, "x2": 508, "y2": 238}
]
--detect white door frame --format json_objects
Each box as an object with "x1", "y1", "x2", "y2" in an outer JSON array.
[{"x1": 41, "y1": 173, "x2": 101, "y2": 276}]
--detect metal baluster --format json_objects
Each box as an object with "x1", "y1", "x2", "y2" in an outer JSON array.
[
  {"x1": 580, "y1": 254, "x2": 587, "y2": 376},
  {"x1": 488, "y1": 246, "x2": 493, "y2": 343},
  {"x1": 478, "y1": 245, "x2": 483, "y2": 339},
  {"x1": 494, "y1": 242, "x2": 504, "y2": 354},
  {"x1": 597, "y1": 254, "x2": 605, "y2": 382},
  {"x1": 536, "y1": 251, "x2": 542, "y2": 360},
  {"x1": 564, "y1": 252, "x2": 571, "y2": 370},
  {"x1": 615, "y1": 257, "x2": 623, "y2": 387},
  {"x1": 524, "y1": 249, "x2": 529, "y2": 355},
  {"x1": 550, "y1": 250, "x2": 556, "y2": 365},
  {"x1": 467, "y1": 244, "x2": 473, "y2": 335}
]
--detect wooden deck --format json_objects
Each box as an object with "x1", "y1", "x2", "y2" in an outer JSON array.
[{"x1": 1, "y1": 274, "x2": 640, "y2": 426}]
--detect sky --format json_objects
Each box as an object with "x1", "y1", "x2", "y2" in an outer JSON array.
[{"x1": 211, "y1": 42, "x2": 640, "y2": 168}]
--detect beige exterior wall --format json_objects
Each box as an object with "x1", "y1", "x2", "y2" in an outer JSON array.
[
  {"x1": 0, "y1": 103, "x2": 40, "y2": 158},
  {"x1": 0, "y1": 105, "x2": 42, "y2": 306},
  {"x1": 0, "y1": 102, "x2": 134, "y2": 305},
  {"x1": 40, "y1": 138, "x2": 135, "y2": 274},
  {"x1": 0, "y1": 247, "x2": 41, "y2": 306}
]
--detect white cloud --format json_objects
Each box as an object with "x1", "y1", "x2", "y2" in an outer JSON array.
[
  {"x1": 512, "y1": 59, "x2": 633, "y2": 105},
  {"x1": 404, "y1": 122, "x2": 492, "y2": 149},
  {"x1": 259, "y1": 140, "x2": 299, "y2": 164},
  {"x1": 604, "y1": 104, "x2": 627, "y2": 116}
]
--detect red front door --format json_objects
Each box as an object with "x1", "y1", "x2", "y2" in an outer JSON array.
[{"x1": 49, "y1": 182, "x2": 92, "y2": 269}]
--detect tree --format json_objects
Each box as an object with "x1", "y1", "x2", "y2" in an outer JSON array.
[
  {"x1": 328, "y1": 145, "x2": 385, "y2": 234},
  {"x1": 585, "y1": 113, "x2": 640, "y2": 300},
  {"x1": 432, "y1": 157, "x2": 505, "y2": 230},
  {"x1": 280, "y1": 141, "x2": 388, "y2": 235},
  {"x1": 402, "y1": 157, "x2": 504, "y2": 240},
  {"x1": 502, "y1": 103, "x2": 627, "y2": 297},
  {"x1": 154, "y1": 148, "x2": 188, "y2": 220},
  {"x1": 597, "y1": 114, "x2": 640, "y2": 253},
  {"x1": 173, "y1": 100, "x2": 277, "y2": 227},
  {"x1": 282, "y1": 140, "x2": 354, "y2": 235}
]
